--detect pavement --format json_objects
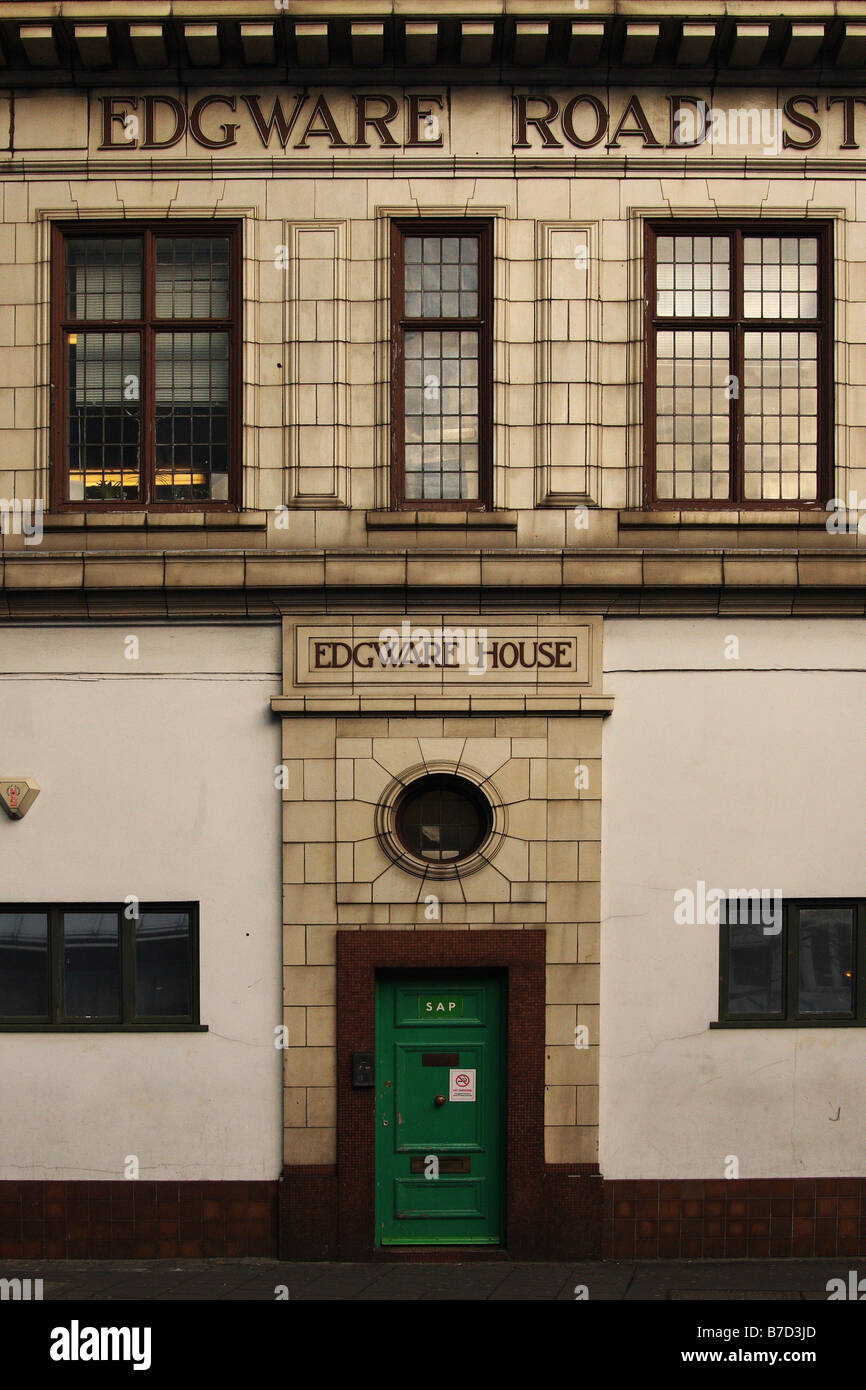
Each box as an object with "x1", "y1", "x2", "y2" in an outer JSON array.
[{"x1": 0, "y1": 1257, "x2": 853, "y2": 1300}]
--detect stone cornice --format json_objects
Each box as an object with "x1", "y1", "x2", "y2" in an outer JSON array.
[{"x1": 1, "y1": 6, "x2": 866, "y2": 87}]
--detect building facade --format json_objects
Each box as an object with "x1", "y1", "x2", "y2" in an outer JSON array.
[{"x1": 2, "y1": 0, "x2": 866, "y2": 1261}]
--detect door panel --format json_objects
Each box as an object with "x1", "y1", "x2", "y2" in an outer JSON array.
[
  {"x1": 394, "y1": 1042, "x2": 488, "y2": 1150},
  {"x1": 375, "y1": 972, "x2": 504, "y2": 1246},
  {"x1": 394, "y1": 1178, "x2": 486, "y2": 1219}
]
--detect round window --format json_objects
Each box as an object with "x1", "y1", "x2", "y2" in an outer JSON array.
[{"x1": 394, "y1": 775, "x2": 492, "y2": 864}]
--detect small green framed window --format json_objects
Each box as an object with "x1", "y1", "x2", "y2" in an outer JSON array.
[{"x1": 716, "y1": 898, "x2": 865, "y2": 1027}]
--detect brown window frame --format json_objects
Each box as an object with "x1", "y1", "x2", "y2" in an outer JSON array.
[
  {"x1": 50, "y1": 219, "x2": 242, "y2": 512},
  {"x1": 390, "y1": 218, "x2": 494, "y2": 510},
  {"x1": 643, "y1": 218, "x2": 833, "y2": 509}
]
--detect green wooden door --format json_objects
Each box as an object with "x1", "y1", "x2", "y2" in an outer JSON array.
[{"x1": 375, "y1": 973, "x2": 505, "y2": 1246}]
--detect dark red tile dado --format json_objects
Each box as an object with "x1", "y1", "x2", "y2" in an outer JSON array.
[
  {"x1": 603, "y1": 1178, "x2": 866, "y2": 1259},
  {"x1": 5, "y1": 1174, "x2": 866, "y2": 1260},
  {"x1": 0, "y1": 1181, "x2": 278, "y2": 1258}
]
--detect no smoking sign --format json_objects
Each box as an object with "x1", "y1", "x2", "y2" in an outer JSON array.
[{"x1": 449, "y1": 1068, "x2": 476, "y2": 1102}]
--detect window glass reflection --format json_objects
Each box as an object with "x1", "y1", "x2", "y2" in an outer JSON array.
[
  {"x1": 798, "y1": 908, "x2": 854, "y2": 1015},
  {"x1": 64, "y1": 912, "x2": 120, "y2": 1019},
  {"x1": 0, "y1": 913, "x2": 49, "y2": 1017},
  {"x1": 135, "y1": 912, "x2": 191, "y2": 1017}
]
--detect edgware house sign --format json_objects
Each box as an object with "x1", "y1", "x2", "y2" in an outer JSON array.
[{"x1": 282, "y1": 616, "x2": 603, "y2": 697}]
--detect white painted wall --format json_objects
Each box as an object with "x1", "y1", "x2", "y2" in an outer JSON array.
[
  {"x1": 0, "y1": 623, "x2": 283, "y2": 1181},
  {"x1": 602, "y1": 618, "x2": 866, "y2": 1178}
]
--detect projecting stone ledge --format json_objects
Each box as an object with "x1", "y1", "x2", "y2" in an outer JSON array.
[
  {"x1": 2, "y1": 550, "x2": 866, "y2": 597},
  {"x1": 270, "y1": 694, "x2": 615, "y2": 717}
]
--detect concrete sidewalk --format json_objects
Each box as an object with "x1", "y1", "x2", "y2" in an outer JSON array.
[{"x1": 0, "y1": 1257, "x2": 851, "y2": 1301}]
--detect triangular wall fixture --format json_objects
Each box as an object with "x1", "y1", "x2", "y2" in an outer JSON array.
[{"x1": 0, "y1": 779, "x2": 40, "y2": 820}]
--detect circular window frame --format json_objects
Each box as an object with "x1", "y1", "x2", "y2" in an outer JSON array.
[{"x1": 376, "y1": 764, "x2": 506, "y2": 880}]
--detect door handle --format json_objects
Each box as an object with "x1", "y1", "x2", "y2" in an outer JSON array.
[{"x1": 434, "y1": 1094, "x2": 447, "y2": 1107}]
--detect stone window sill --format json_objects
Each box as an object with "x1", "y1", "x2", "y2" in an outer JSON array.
[
  {"x1": 42, "y1": 511, "x2": 267, "y2": 532},
  {"x1": 0, "y1": 1024, "x2": 208, "y2": 1032},
  {"x1": 619, "y1": 509, "x2": 830, "y2": 529},
  {"x1": 366, "y1": 510, "x2": 518, "y2": 531}
]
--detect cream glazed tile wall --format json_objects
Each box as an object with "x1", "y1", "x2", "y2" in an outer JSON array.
[
  {"x1": 279, "y1": 710, "x2": 603, "y2": 1167},
  {"x1": 0, "y1": 186, "x2": 769, "y2": 523},
  {"x1": 285, "y1": 220, "x2": 349, "y2": 507},
  {"x1": 366, "y1": 190, "x2": 605, "y2": 515},
  {"x1": 535, "y1": 220, "x2": 600, "y2": 506},
  {"x1": 335, "y1": 727, "x2": 546, "y2": 909},
  {"x1": 7, "y1": 125, "x2": 864, "y2": 529},
  {"x1": 281, "y1": 715, "x2": 338, "y2": 1166}
]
